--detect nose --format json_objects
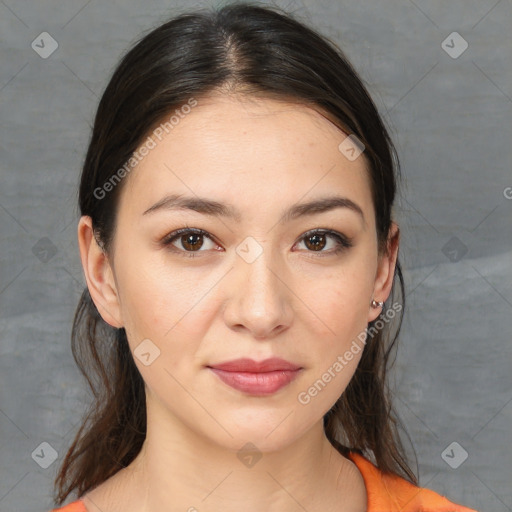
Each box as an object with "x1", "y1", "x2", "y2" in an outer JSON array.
[{"x1": 222, "y1": 243, "x2": 293, "y2": 339}]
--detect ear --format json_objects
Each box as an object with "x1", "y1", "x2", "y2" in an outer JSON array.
[
  {"x1": 77, "y1": 215, "x2": 123, "y2": 328},
  {"x1": 368, "y1": 222, "x2": 400, "y2": 323}
]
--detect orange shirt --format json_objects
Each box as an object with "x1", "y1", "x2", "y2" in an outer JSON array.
[{"x1": 50, "y1": 451, "x2": 478, "y2": 511}]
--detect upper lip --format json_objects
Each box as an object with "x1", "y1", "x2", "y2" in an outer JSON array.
[{"x1": 208, "y1": 358, "x2": 301, "y2": 372}]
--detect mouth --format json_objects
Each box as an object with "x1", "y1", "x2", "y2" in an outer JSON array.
[{"x1": 207, "y1": 357, "x2": 303, "y2": 396}]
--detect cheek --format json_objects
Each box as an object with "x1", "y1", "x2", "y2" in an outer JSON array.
[
  {"x1": 117, "y1": 268, "x2": 168, "y2": 338},
  {"x1": 301, "y1": 262, "x2": 374, "y2": 337},
  {"x1": 296, "y1": 261, "x2": 373, "y2": 396},
  {"x1": 115, "y1": 253, "x2": 191, "y2": 332},
  {"x1": 115, "y1": 255, "x2": 217, "y2": 372}
]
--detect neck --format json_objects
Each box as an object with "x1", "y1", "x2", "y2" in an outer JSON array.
[{"x1": 100, "y1": 393, "x2": 366, "y2": 512}]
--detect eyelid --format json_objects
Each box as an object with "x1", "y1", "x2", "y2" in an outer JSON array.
[
  {"x1": 160, "y1": 227, "x2": 353, "y2": 256},
  {"x1": 161, "y1": 227, "x2": 218, "y2": 252},
  {"x1": 300, "y1": 228, "x2": 352, "y2": 246}
]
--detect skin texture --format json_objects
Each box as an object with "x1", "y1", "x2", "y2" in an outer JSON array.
[{"x1": 78, "y1": 93, "x2": 399, "y2": 512}]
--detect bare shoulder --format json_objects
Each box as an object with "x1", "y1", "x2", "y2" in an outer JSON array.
[
  {"x1": 334, "y1": 457, "x2": 367, "y2": 511},
  {"x1": 81, "y1": 483, "x2": 113, "y2": 512},
  {"x1": 81, "y1": 470, "x2": 134, "y2": 512}
]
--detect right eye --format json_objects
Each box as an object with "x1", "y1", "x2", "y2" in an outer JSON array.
[{"x1": 161, "y1": 227, "x2": 221, "y2": 257}]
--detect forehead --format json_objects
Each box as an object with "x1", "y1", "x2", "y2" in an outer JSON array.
[{"x1": 119, "y1": 93, "x2": 373, "y2": 221}]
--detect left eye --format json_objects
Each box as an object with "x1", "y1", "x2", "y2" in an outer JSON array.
[
  {"x1": 296, "y1": 229, "x2": 352, "y2": 253},
  {"x1": 161, "y1": 228, "x2": 352, "y2": 257}
]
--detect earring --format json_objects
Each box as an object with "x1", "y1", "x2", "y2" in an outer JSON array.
[{"x1": 371, "y1": 299, "x2": 384, "y2": 309}]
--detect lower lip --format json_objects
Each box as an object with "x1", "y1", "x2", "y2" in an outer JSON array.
[{"x1": 208, "y1": 368, "x2": 301, "y2": 395}]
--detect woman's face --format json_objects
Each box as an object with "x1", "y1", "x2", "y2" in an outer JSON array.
[{"x1": 82, "y1": 93, "x2": 397, "y2": 452}]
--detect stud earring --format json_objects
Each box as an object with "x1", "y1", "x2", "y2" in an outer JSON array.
[{"x1": 371, "y1": 299, "x2": 384, "y2": 309}]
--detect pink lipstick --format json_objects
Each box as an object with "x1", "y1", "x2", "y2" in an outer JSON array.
[{"x1": 207, "y1": 358, "x2": 302, "y2": 395}]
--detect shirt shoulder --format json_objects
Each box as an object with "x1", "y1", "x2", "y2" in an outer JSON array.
[
  {"x1": 49, "y1": 499, "x2": 87, "y2": 512},
  {"x1": 346, "y1": 451, "x2": 479, "y2": 512}
]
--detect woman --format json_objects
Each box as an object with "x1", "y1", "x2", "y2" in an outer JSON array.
[{"x1": 50, "y1": 3, "x2": 477, "y2": 511}]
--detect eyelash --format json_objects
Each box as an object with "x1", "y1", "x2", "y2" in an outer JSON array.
[{"x1": 161, "y1": 226, "x2": 353, "y2": 259}]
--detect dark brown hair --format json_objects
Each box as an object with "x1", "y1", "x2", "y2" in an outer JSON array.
[{"x1": 54, "y1": 2, "x2": 416, "y2": 505}]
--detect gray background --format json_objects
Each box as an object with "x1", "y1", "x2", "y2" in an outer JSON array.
[{"x1": 0, "y1": 0, "x2": 511, "y2": 510}]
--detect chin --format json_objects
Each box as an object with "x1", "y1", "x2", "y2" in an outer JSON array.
[{"x1": 210, "y1": 414, "x2": 312, "y2": 454}]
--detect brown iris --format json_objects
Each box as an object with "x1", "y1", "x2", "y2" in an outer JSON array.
[
  {"x1": 304, "y1": 233, "x2": 327, "y2": 252},
  {"x1": 181, "y1": 233, "x2": 204, "y2": 251}
]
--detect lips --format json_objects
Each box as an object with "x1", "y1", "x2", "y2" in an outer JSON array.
[
  {"x1": 208, "y1": 357, "x2": 301, "y2": 372},
  {"x1": 207, "y1": 358, "x2": 302, "y2": 395}
]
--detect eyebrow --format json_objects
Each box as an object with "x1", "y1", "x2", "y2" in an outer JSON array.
[{"x1": 142, "y1": 193, "x2": 365, "y2": 224}]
